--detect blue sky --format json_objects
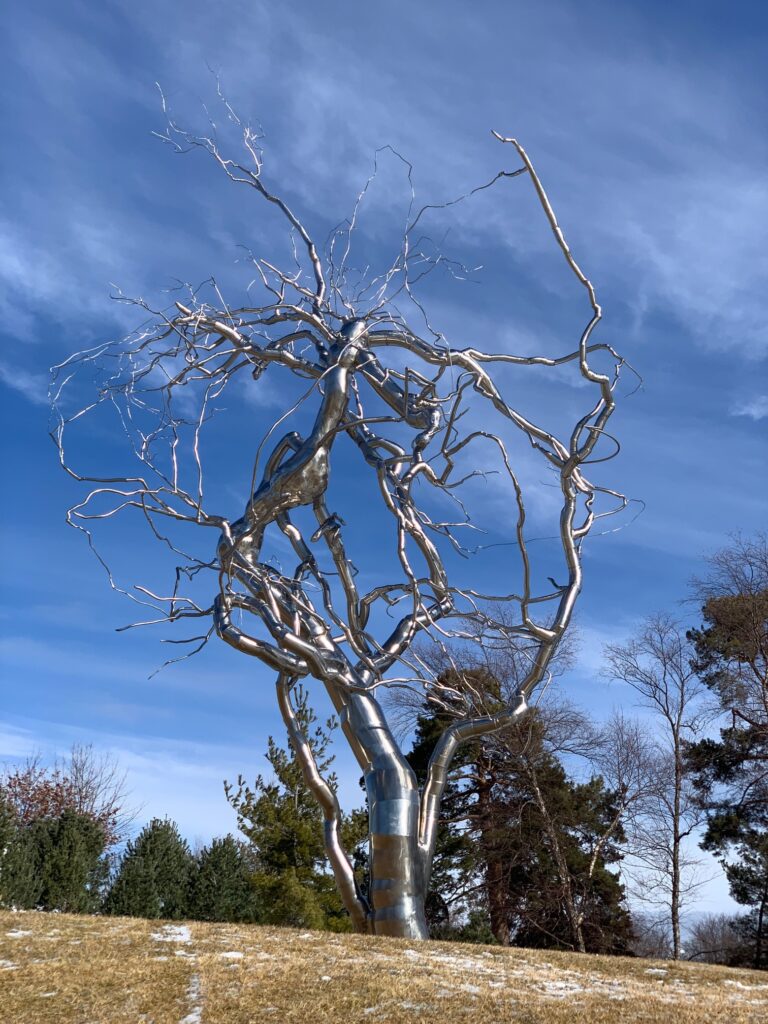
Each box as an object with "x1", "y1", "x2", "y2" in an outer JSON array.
[{"x1": 1, "y1": 0, "x2": 766, "y2": 916}]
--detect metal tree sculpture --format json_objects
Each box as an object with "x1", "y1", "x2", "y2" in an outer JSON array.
[{"x1": 53, "y1": 113, "x2": 630, "y2": 939}]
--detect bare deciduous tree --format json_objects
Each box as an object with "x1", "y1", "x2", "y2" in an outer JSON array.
[
  {"x1": 1, "y1": 744, "x2": 135, "y2": 847},
  {"x1": 687, "y1": 912, "x2": 747, "y2": 965},
  {"x1": 62, "y1": 744, "x2": 137, "y2": 847},
  {"x1": 52, "y1": 102, "x2": 630, "y2": 938},
  {"x1": 629, "y1": 911, "x2": 674, "y2": 960},
  {"x1": 506, "y1": 706, "x2": 653, "y2": 952},
  {"x1": 604, "y1": 613, "x2": 712, "y2": 958}
]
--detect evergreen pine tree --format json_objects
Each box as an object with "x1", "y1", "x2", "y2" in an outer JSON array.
[
  {"x1": 190, "y1": 835, "x2": 258, "y2": 923},
  {"x1": 685, "y1": 537, "x2": 768, "y2": 968},
  {"x1": 105, "y1": 818, "x2": 193, "y2": 919},
  {"x1": 405, "y1": 702, "x2": 477, "y2": 935},
  {"x1": 406, "y1": 685, "x2": 633, "y2": 953},
  {"x1": 505, "y1": 765, "x2": 633, "y2": 954},
  {"x1": 0, "y1": 793, "x2": 14, "y2": 856},
  {"x1": 27, "y1": 810, "x2": 108, "y2": 913},
  {"x1": 252, "y1": 869, "x2": 330, "y2": 930},
  {"x1": 721, "y1": 836, "x2": 768, "y2": 970},
  {"x1": 0, "y1": 794, "x2": 40, "y2": 909},
  {"x1": 226, "y1": 686, "x2": 367, "y2": 931},
  {"x1": 0, "y1": 794, "x2": 17, "y2": 906}
]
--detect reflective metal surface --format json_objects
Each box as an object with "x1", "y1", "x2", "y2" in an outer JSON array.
[{"x1": 54, "y1": 124, "x2": 629, "y2": 939}]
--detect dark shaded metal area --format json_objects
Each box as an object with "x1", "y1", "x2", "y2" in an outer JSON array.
[{"x1": 53, "y1": 118, "x2": 631, "y2": 938}]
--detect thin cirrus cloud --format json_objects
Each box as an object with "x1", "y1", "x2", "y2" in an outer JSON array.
[
  {"x1": 2, "y1": 1, "x2": 767, "y2": 383},
  {"x1": 149, "y1": 2, "x2": 768, "y2": 362},
  {"x1": 731, "y1": 395, "x2": 768, "y2": 421},
  {"x1": 0, "y1": 360, "x2": 48, "y2": 406},
  {"x1": 0, "y1": 716, "x2": 248, "y2": 844}
]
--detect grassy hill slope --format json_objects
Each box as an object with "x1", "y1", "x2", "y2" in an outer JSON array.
[{"x1": 1, "y1": 909, "x2": 767, "y2": 1023}]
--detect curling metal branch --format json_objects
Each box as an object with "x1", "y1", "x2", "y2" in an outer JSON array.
[{"x1": 53, "y1": 115, "x2": 632, "y2": 939}]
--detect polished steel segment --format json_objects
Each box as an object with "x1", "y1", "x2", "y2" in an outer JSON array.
[{"x1": 53, "y1": 120, "x2": 629, "y2": 939}]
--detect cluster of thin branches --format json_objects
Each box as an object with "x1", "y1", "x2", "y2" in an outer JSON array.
[{"x1": 51, "y1": 101, "x2": 635, "y2": 734}]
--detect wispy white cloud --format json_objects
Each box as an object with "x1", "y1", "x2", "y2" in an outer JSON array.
[
  {"x1": 612, "y1": 170, "x2": 768, "y2": 358},
  {"x1": 0, "y1": 716, "x2": 246, "y2": 841},
  {"x1": 4, "y1": 1, "x2": 767, "y2": 366},
  {"x1": 0, "y1": 712, "x2": 365, "y2": 842},
  {"x1": 0, "y1": 218, "x2": 132, "y2": 346},
  {"x1": 573, "y1": 620, "x2": 644, "y2": 680},
  {"x1": 162, "y1": 2, "x2": 768, "y2": 361},
  {"x1": 731, "y1": 395, "x2": 768, "y2": 421},
  {"x1": 0, "y1": 360, "x2": 48, "y2": 404},
  {"x1": 0, "y1": 633, "x2": 274, "y2": 701},
  {"x1": 0, "y1": 723, "x2": 37, "y2": 761}
]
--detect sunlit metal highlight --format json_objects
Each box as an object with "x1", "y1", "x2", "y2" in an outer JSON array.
[{"x1": 52, "y1": 110, "x2": 632, "y2": 938}]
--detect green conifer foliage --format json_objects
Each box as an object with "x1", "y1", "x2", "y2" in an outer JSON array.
[
  {"x1": 226, "y1": 686, "x2": 367, "y2": 931},
  {"x1": 25, "y1": 810, "x2": 108, "y2": 913},
  {"x1": 0, "y1": 795, "x2": 17, "y2": 906},
  {"x1": 406, "y1": 689, "x2": 632, "y2": 953},
  {"x1": 506, "y1": 765, "x2": 632, "y2": 955},
  {"x1": 405, "y1": 703, "x2": 476, "y2": 935},
  {"x1": 190, "y1": 836, "x2": 258, "y2": 922},
  {"x1": 105, "y1": 818, "x2": 193, "y2": 919},
  {"x1": 251, "y1": 869, "x2": 329, "y2": 930},
  {"x1": 685, "y1": 535, "x2": 768, "y2": 969},
  {"x1": 0, "y1": 795, "x2": 40, "y2": 909}
]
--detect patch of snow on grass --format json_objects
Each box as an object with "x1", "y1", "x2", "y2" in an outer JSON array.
[
  {"x1": 540, "y1": 980, "x2": 585, "y2": 998},
  {"x1": 180, "y1": 972, "x2": 202, "y2": 1024},
  {"x1": 5, "y1": 929, "x2": 31, "y2": 938},
  {"x1": 0, "y1": 959, "x2": 18, "y2": 970},
  {"x1": 151, "y1": 924, "x2": 192, "y2": 943},
  {"x1": 425, "y1": 951, "x2": 497, "y2": 975},
  {"x1": 220, "y1": 951, "x2": 243, "y2": 959},
  {"x1": 147, "y1": 923, "x2": 201, "y2": 1022},
  {"x1": 645, "y1": 967, "x2": 668, "y2": 976}
]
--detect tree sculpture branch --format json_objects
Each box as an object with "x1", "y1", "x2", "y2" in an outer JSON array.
[{"x1": 52, "y1": 105, "x2": 632, "y2": 937}]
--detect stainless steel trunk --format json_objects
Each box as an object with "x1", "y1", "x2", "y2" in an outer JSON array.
[
  {"x1": 345, "y1": 692, "x2": 430, "y2": 939},
  {"x1": 366, "y1": 769, "x2": 428, "y2": 939}
]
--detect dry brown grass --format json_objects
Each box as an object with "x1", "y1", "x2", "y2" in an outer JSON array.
[{"x1": 1, "y1": 909, "x2": 767, "y2": 1023}]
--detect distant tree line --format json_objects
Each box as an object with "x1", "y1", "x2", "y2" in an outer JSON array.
[
  {"x1": 0, "y1": 749, "x2": 259, "y2": 924},
  {"x1": 1, "y1": 535, "x2": 764, "y2": 969}
]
